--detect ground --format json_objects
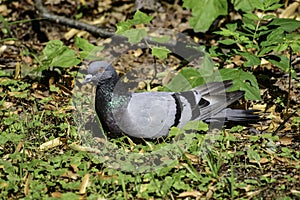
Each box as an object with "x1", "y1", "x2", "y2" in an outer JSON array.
[{"x1": 0, "y1": 0, "x2": 300, "y2": 199}]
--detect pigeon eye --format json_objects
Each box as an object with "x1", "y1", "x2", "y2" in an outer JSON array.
[{"x1": 98, "y1": 68, "x2": 105, "y2": 73}]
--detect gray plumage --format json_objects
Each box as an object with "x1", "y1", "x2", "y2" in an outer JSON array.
[{"x1": 82, "y1": 61, "x2": 258, "y2": 138}]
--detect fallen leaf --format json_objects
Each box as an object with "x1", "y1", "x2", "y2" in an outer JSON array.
[
  {"x1": 79, "y1": 173, "x2": 90, "y2": 194},
  {"x1": 184, "y1": 153, "x2": 199, "y2": 164},
  {"x1": 24, "y1": 173, "x2": 30, "y2": 196},
  {"x1": 247, "y1": 189, "x2": 263, "y2": 198},
  {"x1": 280, "y1": 2, "x2": 300, "y2": 18},
  {"x1": 38, "y1": 138, "x2": 62, "y2": 151},
  {"x1": 249, "y1": 157, "x2": 269, "y2": 164},
  {"x1": 279, "y1": 136, "x2": 293, "y2": 146},
  {"x1": 61, "y1": 170, "x2": 78, "y2": 180},
  {"x1": 178, "y1": 191, "x2": 202, "y2": 198},
  {"x1": 291, "y1": 189, "x2": 300, "y2": 195},
  {"x1": 51, "y1": 192, "x2": 62, "y2": 198}
]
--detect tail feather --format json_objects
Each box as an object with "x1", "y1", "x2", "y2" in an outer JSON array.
[
  {"x1": 205, "y1": 108, "x2": 260, "y2": 122},
  {"x1": 197, "y1": 91, "x2": 245, "y2": 121},
  {"x1": 192, "y1": 80, "x2": 260, "y2": 122}
]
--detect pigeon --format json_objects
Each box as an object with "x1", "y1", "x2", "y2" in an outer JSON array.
[{"x1": 82, "y1": 61, "x2": 258, "y2": 138}]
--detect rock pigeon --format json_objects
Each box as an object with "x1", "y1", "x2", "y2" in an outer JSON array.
[{"x1": 82, "y1": 61, "x2": 258, "y2": 138}]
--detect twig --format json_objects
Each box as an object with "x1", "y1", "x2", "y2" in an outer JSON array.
[
  {"x1": 34, "y1": 0, "x2": 204, "y2": 62},
  {"x1": 34, "y1": 0, "x2": 114, "y2": 38}
]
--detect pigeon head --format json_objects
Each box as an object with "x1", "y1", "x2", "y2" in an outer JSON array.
[{"x1": 82, "y1": 61, "x2": 118, "y2": 85}]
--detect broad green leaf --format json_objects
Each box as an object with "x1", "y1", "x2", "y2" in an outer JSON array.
[
  {"x1": 151, "y1": 35, "x2": 171, "y2": 43},
  {"x1": 40, "y1": 40, "x2": 80, "y2": 68},
  {"x1": 269, "y1": 18, "x2": 300, "y2": 32},
  {"x1": 119, "y1": 29, "x2": 147, "y2": 45},
  {"x1": 41, "y1": 40, "x2": 64, "y2": 60},
  {"x1": 234, "y1": 0, "x2": 264, "y2": 10},
  {"x1": 252, "y1": 0, "x2": 265, "y2": 10},
  {"x1": 201, "y1": 53, "x2": 217, "y2": 80},
  {"x1": 214, "y1": 27, "x2": 239, "y2": 37},
  {"x1": 274, "y1": 43, "x2": 289, "y2": 52},
  {"x1": 130, "y1": 10, "x2": 153, "y2": 25},
  {"x1": 264, "y1": 2, "x2": 282, "y2": 11},
  {"x1": 183, "y1": 0, "x2": 228, "y2": 32},
  {"x1": 164, "y1": 54, "x2": 216, "y2": 92},
  {"x1": 75, "y1": 37, "x2": 104, "y2": 60},
  {"x1": 286, "y1": 33, "x2": 300, "y2": 53},
  {"x1": 164, "y1": 68, "x2": 205, "y2": 92},
  {"x1": 226, "y1": 23, "x2": 238, "y2": 31},
  {"x1": 264, "y1": 0, "x2": 281, "y2": 7},
  {"x1": 291, "y1": 42, "x2": 300, "y2": 53},
  {"x1": 75, "y1": 37, "x2": 100, "y2": 51},
  {"x1": 243, "y1": 13, "x2": 259, "y2": 21},
  {"x1": 116, "y1": 21, "x2": 131, "y2": 34},
  {"x1": 50, "y1": 47, "x2": 80, "y2": 68},
  {"x1": 242, "y1": 23, "x2": 256, "y2": 32},
  {"x1": 182, "y1": 120, "x2": 209, "y2": 132},
  {"x1": 265, "y1": 28, "x2": 284, "y2": 44},
  {"x1": 116, "y1": 11, "x2": 153, "y2": 34},
  {"x1": 242, "y1": 81, "x2": 262, "y2": 101},
  {"x1": 151, "y1": 46, "x2": 171, "y2": 59},
  {"x1": 268, "y1": 55, "x2": 290, "y2": 72},
  {"x1": 231, "y1": 0, "x2": 256, "y2": 12},
  {"x1": 247, "y1": 148, "x2": 261, "y2": 164},
  {"x1": 262, "y1": 14, "x2": 276, "y2": 20},
  {"x1": 219, "y1": 68, "x2": 261, "y2": 100},
  {"x1": 240, "y1": 52, "x2": 261, "y2": 67},
  {"x1": 258, "y1": 29, "x2": 273, "y2": 38},
  {"x1": 219, "y1": 39, "x2": 237, "y2": 45},
  {"x1": 258, "y1": 46, "x2": 275, "y2": 56}
]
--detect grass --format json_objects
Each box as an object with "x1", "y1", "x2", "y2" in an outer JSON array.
[{"x1": 0, "y1": 89, "x2": 299, "y2": 199}]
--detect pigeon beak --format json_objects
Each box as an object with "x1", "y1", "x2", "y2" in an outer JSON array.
[{"x1": 82, "y1": 74, "x2": 93, "y2": 85}]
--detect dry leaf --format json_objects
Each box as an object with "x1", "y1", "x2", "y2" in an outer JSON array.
[
  {"x1": 240, "y1": 184, "x2": 252, "y2": 192},
  {"x1": 280, "y1": 2, "x2": 300, "y2": 18},
  {"x1": 1, "y1": 182, "x2": 8, "y2": 188},
  {"x1": 24, "y1": 173, "x2": 30, "y2": 196},
  {"x1": 253, "y1": 104, "x2": 267, "y2": 111},
  {"x1": 249, "y1": 157, "x2": 269, "y2": 164},
  {"x1": 70, "y1": 164, "x2": 79, "y2": 173},
  {"x1": 61, "y1": 170, "x2": 79, "y2": 180},
  {"x1": 79, "y1": 174, "x2": 90, "y2": 194},
  {"x1": 184, "y1": 153, "x2": 199, "y2": 164},
  {"x1": 260, "y1": 157, "x2": 269, "y2": 164},
  {"x1": 15, "y1": 141, "x2": 24, "y2": 153},
  {"x1": 247, "y1": 189, "x2": 263, "y2": 198},
  {"x1": 291, "y1": 189, "x2": 300, "y2": 195},
  {"x1": 178, "y1": 191, "x2": 202, "y2": 198},
  {"x1": 206, "y1": 187, "x2": 214, "y2": 199},
  {"x1": 64, "y1": 29, "x2": 80, "y2": 40},
  {"x1": 0, "y1": 4, "x2": 12, "y2": 16},
  {"x1": 2, "y1": 101, "x2": 14, "y2": 109},
  {"x1": 275, "y1": 156, "x2": 300, "y2": 165},
  {"x1": 38, "y1": 138, "x2": 62, "y2": 151},
  {"x1": 51, "y1": 192, "x2": 62, "y2": 198},
  {"x1": 134, "y1": 49, "x2": 143, "y2": 57},
  {"x1": 279, "y1": 136, "x2": 293, "y2": 146}
]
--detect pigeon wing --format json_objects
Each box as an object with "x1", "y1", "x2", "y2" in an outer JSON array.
[
  {"x1": 113, "y1": 90, "x2": 204, "y2": 138},
  {"x1": 114, "y1": 92, "x2": 177, "y2": 138}
]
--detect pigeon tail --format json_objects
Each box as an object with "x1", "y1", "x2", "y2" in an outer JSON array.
[{"x1": 205, "y1": 108, "x2": 260, "y2": 122}]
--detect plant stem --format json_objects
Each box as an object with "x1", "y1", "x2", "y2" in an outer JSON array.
[{"x1": 286, "y1": 46, "x2": 292, "y2": 114}]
